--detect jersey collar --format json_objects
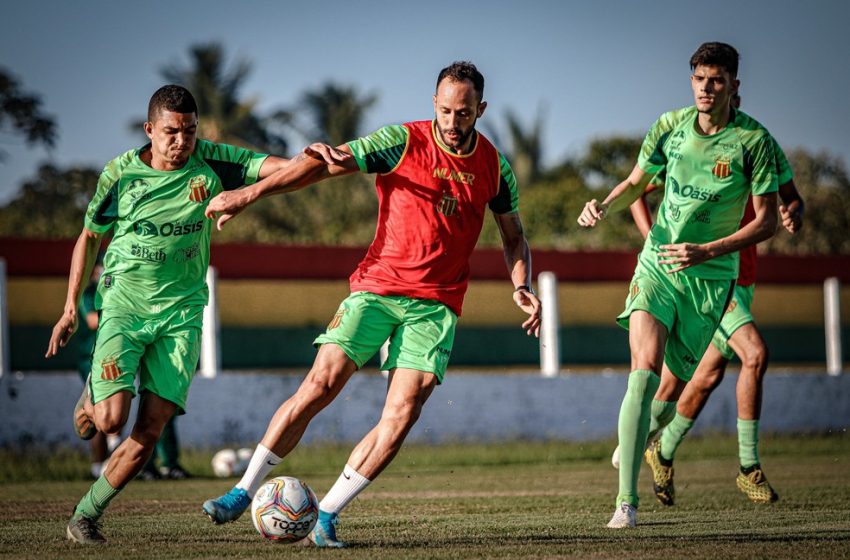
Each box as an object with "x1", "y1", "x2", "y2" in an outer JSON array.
[{"x1": 431, "y1": 120, "x2": 478, "y2": 158}]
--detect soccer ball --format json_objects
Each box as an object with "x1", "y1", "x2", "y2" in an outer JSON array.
[
  {"x1": 251, "y1": 476, "x2": 319, "y2": 542},
  {"x1": 234, "y1": 447, "x2": 254, "y2": 476},
  {"x1": 211, "y1": 448, "x2": 238, "y2": 478}
]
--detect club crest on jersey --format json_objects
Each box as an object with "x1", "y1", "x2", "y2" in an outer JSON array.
[
  {"x1": 726, "y1": 298, "x2": 738, "y2": 314},
  {"x1": 712, "y1": 159, "x2": 732, "y2": 179},
  {"x1": 437, "y1": 191, "x2": 459, "y2": 217},
  {"x1": 101, "y1": 357, "x2": 121, "y2": 381},
  {"x1": 188, "y1": 176, "x2": 210, "y2": 203},
  {"x1": 327, "y1": 309, "x2": 345, "y2": 331},
  {"x1": 629, "y1": 280, "x2": 640, "y2": 300}
]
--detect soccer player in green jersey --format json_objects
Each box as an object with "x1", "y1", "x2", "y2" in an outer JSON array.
[
  {"x1": 633, "y1": 92, "x2": 804, "y2": 506},
  {"x1": 577, "y1": 42, "x2": 779, "y2": 528},
  {"x1": 201, "y1": 61, "x2": 541, "y2": 547},
  {"x1": 45, "y1": 85, "x2": 288, "y2": 544}
]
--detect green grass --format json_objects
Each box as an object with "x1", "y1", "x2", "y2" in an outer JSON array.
[{"x1": 1, "y1": 434, "x2": 848, "y2": 559}]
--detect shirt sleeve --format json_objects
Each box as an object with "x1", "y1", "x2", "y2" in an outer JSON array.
[
  {"x1": 771, "y1": 137, "x2": 794, "y2": 185},
  {"x1": 489, "y1": 151, "x2": 519, "y2": 214},
  {"x1": 637, "y1": 112, "x2": 677, "y2": 175},
  {"x1": 197, "y1": 140, "x2": 269, "y2": 189},
  {"x1": 746, "y1": 133, "x2": 780, "y2": 196},
  {"x1": 84, "y1": 156, "x2": 126, "y2": 233},
  {"x1": 346, "y1": 124, "x2": 409, "y2": 174}
]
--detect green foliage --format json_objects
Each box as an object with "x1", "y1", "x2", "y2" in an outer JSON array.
[
  {"x1": 298, "y1": 83, "x2": 378, "y2": 147},
  {"x1": 133, "y1": 42, "x2": 291, "y2": 154},
  {"x1": 761, "y1": 149, "x2": 850, "y2": 255},
  {"x1": 0, "y1": 164, "x2": 98, "y2": 238},
  {"x1": 0, "y1": 68, "x2": 57, "y2": 161}
]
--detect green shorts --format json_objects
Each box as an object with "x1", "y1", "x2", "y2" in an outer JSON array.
[
  {"x1": 89, "y1": 305, "x2": 204, "y2": 413},
  {"x1": 711, "y1": 284, "x2": 755, "y2": 360},
  {"x1": 314, "y1": 291, "x2": 457, "y2": 383},
  {"x1": 617, "y1": 257, "x2": 735, "y2": 382}
]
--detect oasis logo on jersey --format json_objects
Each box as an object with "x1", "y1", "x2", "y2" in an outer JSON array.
[
  {"x1": 433, "y1": 167, "x2": 475, "y2": 185},
  {"x1": 188, "y1": 176, "x2": 210, "y2": 203},
  {"x1": 133, "y1": 219, "x2": 204, "y2": 237},
  {"x1": 669, "y1": 177, "x2": 721, "y2": 203}
]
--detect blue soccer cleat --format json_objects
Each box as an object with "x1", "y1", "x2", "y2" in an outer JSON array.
[
  {"x1": 202, "y1": 488, "x2": 251, "y2": 524},
  {"x1": 309, "y1": 510, "x2": 348, "y2": 548}
]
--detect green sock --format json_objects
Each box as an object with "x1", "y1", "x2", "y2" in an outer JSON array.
[
  {"x1": 616, "y1": 369, "x2": 660, "y2": 507},
  {"x1": 737, "y1": 419, "x2": 760, "y2": 468},
  {"x1": 648, "y1": 399, "x2": 677, "y2": 441},
  {"x1": 660, "y1": 413, "x2": 695, "y2": 462},
  {"x1": 157, "y1": 416, "x2": 180, "y2": 469},
  {"x1": 74, "y1": 474, "x2": 120, "y2": 521}
]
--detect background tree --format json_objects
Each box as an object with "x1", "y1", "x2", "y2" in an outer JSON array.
[
  {"x1": 134, "y1": 42, "x2": 290, "y2": 155},
  {"x1": 298, "y1": 83, "x2": 378, "y2": 147},
  {"x1": 761, "y1": 150, "x2": 850, "y2": 255},
  {"x1": 0, "y1": 68, "x2": 56, "y2": 161},
  {"x1": 579, "y1": 136, "x2": 643, "y2": 187},
  {"x1": 501, "y1": 107, "x2": 545, "y2": 187},
  {"x1": 0, "y1": 164, "x2": 98, "y2": 238}
]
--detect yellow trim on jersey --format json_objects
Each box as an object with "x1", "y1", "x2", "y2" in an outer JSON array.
[{"x1": 431, "y1": 120, "x2": 478, "y2": 159}]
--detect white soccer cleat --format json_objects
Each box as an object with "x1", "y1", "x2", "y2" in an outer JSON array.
[{"x1": 607, "y1": 502, "x2": 637, "y2": 529}]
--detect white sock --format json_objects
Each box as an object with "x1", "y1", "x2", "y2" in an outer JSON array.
[
  {"x1": 106, "y1": 434, "x2": 121, "y2": 453},
  {"x1": 319, "y1": 464, "x2": 371, "y2": 514},
  {"x1": 91, "y1": 462, "x2": 103, "y2": 478},
  {"x1": 235, "y1": 444, "x2": 282, "y2": 498}
]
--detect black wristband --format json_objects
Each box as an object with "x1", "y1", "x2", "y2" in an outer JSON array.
[{"x1": 514, "y1": 285, "x2": 532, "y2": 293}]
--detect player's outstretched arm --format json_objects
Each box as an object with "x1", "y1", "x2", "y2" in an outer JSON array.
[
  {"x1": 577, "y1": 164, "x2": 651, "y2": 228},
  {"x1": 659, "y1": 192, "x2": 778, "y2": 273},
  {"x1": 46, "y1": 228, "x2": 102, "y2": 358},
  {"x1": 778, "y1": 179, "x2": 805, "y2": 234},
  {"x1": 256, "y1": 155, "x2": 290, "y2": 180},
  {"x1": 205, "y1": 144, "x2": 360, "y2": 230},
  {"x1": 629, "y1": 181, "x2": 661, "y2": 240},
  {"x1": 494, "y1": 212, "x2": 541, "y2": 337}
]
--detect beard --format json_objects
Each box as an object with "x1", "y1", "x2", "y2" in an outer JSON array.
[{"x1": 436, "y1": 122, "x2": 476, "y2": 151}]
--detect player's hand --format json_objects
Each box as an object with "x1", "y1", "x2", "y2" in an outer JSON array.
[
  {"x1": 205, "y1": 190, "x2": 251, "y2": 230},
  {"x1": 658, "y1": 243, "x2": 713, "y2": 273},
  {"x1": 513, "y1": 288, "x2": 541, "y2": 337},
  {"x1": 779, "y1": 200, "x2": 804, "y2": 234},
  {"x1": 303, "y1": 143, "x2": 352, "y2": 166},
  {"x1": 45, "y1": 310, "x2": 78, "y2": 358},
  {"x1": 577, "y1": 200, "x2": 606, "y2": 228}
]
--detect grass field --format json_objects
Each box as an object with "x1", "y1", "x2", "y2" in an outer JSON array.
[{"x1": 1, "y1": 434, "x2": 848, "y2": 559}]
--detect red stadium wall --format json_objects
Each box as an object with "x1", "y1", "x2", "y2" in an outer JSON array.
[{"x1": 2, "y1": 238, "x2": 849, "y2": 283}]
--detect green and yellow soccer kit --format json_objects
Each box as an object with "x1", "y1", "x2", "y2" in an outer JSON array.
[
  {"x1": 83, "y1": 140, "x2": 267, "y2": 410},
  {"x1": 618, "y1": 106, "x2": 779, "y2": 381}
]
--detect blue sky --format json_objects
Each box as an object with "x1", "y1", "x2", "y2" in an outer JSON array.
[{"x1": 1, "y1": 0, "x2": 848, "y2": 203}]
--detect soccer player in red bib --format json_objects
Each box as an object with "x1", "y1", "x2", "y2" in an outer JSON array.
[{"x1": 201, "y1": 61, "x2": 541, "y2": 547}]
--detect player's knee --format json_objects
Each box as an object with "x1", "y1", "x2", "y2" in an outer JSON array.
[
  {"x1": 697, "y1": 370, "x2": 724, "y2": 392},
  {"x1": 95, "y1": 408, "x2": 129, "y2": 435},
  {"x1": 297, "y1": 374, "x2": 338, "y2": 409},
  {"x1": 385, "y1": 395, "x2": 424, "y2": 429},
  {"x1": 741, "y1": 343, "x2": 769, "y2": 377}
]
